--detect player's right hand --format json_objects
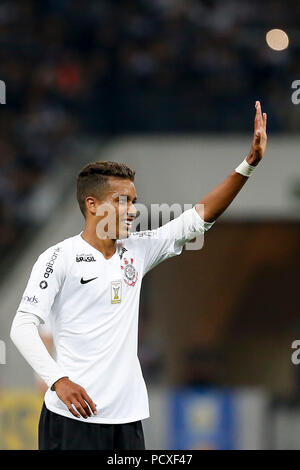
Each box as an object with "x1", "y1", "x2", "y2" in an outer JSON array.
[
  {"x1": 246, "y1": 100, "x2": 267, "y2": 166},
  {"x1": 52, "y1": 377, "x2": 98, "y2": 419}
]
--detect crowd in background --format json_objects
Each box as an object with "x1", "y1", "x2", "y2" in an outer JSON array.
[{"x1": 0, "y1": 0, "x2": 299, "y2": 259}]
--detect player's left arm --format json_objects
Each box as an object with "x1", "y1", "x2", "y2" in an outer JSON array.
[{"x1": 196, "y1": 101, "x2": 267, "y2": 223}]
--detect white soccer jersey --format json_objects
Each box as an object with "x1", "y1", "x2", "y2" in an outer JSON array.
[{"x1": 17, "y1": 207, "x2": 214, "y2": 424}]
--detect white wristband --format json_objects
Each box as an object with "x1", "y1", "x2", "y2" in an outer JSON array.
[{"x1": 235, "y1": 158, "x2": 256, "y2": 177}]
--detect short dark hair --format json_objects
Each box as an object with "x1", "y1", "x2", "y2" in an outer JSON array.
[{"x1": 77, "y1": 161, "x2": 135, "y2": 217}]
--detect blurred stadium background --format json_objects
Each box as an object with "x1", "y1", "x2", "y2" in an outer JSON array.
[{"x1": 1, "y1": 0, "x2": 300, "y2": 450}]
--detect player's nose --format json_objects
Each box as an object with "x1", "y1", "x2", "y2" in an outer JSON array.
[{"x1": 128, "y1": 203, "x2": 137, "y2": 219}]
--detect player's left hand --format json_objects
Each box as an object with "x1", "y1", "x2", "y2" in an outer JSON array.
[{"x1": 246, "y1": 101, "x2": 267, "y2": 166}]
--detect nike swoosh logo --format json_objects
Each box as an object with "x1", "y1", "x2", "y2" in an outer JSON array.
[{"x1": 80, "y1": 277, "x2": 98, "y2": 284}]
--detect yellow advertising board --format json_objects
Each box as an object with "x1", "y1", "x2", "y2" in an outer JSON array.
[{"x1": 0, "y1": 389, "x2": 43, "y2": 450}]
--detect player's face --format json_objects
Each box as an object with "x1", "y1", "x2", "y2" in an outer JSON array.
[{"x1": 94, "y1": 178, "x2": 137, "y2": 239}]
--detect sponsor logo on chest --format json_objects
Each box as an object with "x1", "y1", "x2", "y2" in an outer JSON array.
[{"x1": 76, "y1": 253, "x2": 96, "y2": 262}]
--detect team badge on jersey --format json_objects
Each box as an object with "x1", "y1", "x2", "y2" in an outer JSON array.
[
  {"x1": 121, "y1": 257, "x2": 138, "y2": 287},
  {"x1": 111, "y1": 280, "x2": 122, "y2": 304}
]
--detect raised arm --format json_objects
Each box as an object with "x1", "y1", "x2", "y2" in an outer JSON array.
[{"x1": 196, "y1": 101, "x2": 267, "y2": 223}]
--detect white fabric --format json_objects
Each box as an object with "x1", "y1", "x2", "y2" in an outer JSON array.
[
  {"x1": 235, "y1": 158, "x2": 256, "y2": 177},
  {"x1": 38, "y1": 317, "x2": 53, "y2": 338},
  {"x1": 10, "y1": 311, "x2": 66, "y2": 388},
  {"x1": 11, "y1": 207, "x2": 214, "y2": 424}
]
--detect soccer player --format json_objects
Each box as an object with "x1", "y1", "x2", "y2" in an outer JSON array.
[{"x1": 10, "y1": 102, "x2": 267, "y2": 450}]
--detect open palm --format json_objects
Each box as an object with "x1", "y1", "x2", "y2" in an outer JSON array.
[{"x1": 247, "y1": 101, "x2": 267, "y2": 166}]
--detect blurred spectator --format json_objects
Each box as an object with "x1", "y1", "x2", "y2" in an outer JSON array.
[{"x1": 0, "y1": 0, "x2": 298, "y2": 264}]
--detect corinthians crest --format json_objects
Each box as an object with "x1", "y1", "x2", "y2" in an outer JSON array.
[{"x1": 121, "y1": 257, "x2": 138, "y2": 287}]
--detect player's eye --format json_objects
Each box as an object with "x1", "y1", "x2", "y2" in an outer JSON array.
[
  {"x1": 118, "y1": 196, "x2": 128, "y2": 204},
  {"x1": 119, "y1": 195, "x2": 136, "y2": 204}
]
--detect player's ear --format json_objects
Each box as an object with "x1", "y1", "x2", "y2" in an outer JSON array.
[{"x1": 85, "y1": 197, "x2": 98, "y2": 216}]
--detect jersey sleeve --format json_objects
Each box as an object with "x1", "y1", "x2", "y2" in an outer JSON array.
[
  {"x1": 132, "y1": 207, "x2": 215, "y2": 276},
  {"x1": 38, "y1": 316, "x2": 52, "y2": 338},
  {"x1": 17, "y1": 244, "x2": 65, "y2": 323}
]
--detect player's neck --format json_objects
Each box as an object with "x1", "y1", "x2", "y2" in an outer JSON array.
[{"x1": 81, "y1": 226, "x2": 117, "y2": 260}]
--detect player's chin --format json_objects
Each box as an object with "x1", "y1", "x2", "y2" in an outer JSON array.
[{"x1": 117, "y1": 226, "x2": 131, "y2": 239}]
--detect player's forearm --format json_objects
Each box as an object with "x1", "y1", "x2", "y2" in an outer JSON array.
[
  {"x1": 10, "y1": 311, "x2": 67, "y2": 389},
  {"x1": 196, "y1": 170, "x2": 249, "y2": 223},
  {"x1": 196, "y1": 101, "x2": 268, "y2": 223},
  {"x1": 41, "y1": 335, "x2": 53, "y2": 355}
]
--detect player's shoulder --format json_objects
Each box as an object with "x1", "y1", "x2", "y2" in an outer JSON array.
[
  {"x1": 37, "y1": 234, "x2": 80, "y2": 262},
  {"x1": 129, "y1": 230, "x2": 158, "y2": 240},
  {"x1": 121, "y1": 229, "x2": 159, "y2": 253}
]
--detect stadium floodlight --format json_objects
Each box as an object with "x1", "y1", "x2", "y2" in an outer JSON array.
[{"x1": 266, "y1": 28, "x2": 289, "y2": 51}]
